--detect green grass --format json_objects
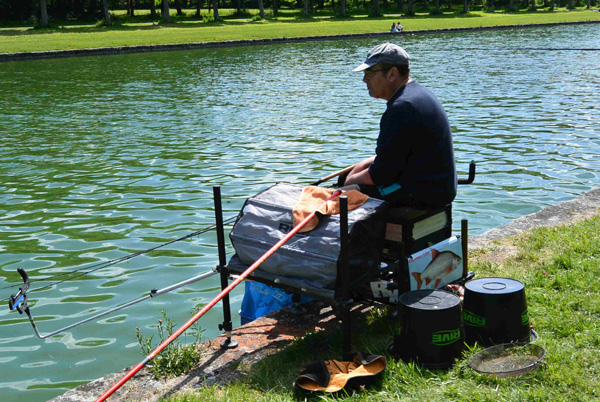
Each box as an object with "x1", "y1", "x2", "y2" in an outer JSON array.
[
  {"x1": 160, "y1": 214, "x2": 600, "y2": 401},
  {"x1": 1, "y1": 8, "x2": 599, "y2": 53}
]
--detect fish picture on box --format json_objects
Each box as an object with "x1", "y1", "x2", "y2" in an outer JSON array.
[{"x1": 408, "y1": 236, "x2": 463, "y2": 290}]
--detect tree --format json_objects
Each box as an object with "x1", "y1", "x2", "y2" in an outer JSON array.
[
  {"x1": 101, "y1": 0, "x2": 111, "y2": 24},
  {"x1": 213, "y1": 0, "x2": 219, "y2": 21},
  {"x1": 303, "y1": 0, "x2": 308, "y2": 17},
  {"x1": 127, "y1": 0, "x2": 135, "y2": 16},
  {"x1": 509, "y1": 0, "x2": 515, "y2": 10},
  {"x1": 407, "y1": 0, "x2": 414, "y2": 14},
  {"x1": 341, "y1": 0, "x2": 346, "y2": 16},
  {"x1": 463, "y1": 0, "x2": 468, "y2": 13},
  {"x1": 196, "y1": 0, "x2": 201, "y2": 17},
  {"x1": 150, "y1": 0, "x2": 157, "y2": 17},
  {"x1": 530, "y1": 0, "x2": 536, "y2": 10},
  {"x1": 40, "y1": 0, "x2": 49, "y2": 27},
  {"x1": 434, "y1": 0, "x2": 441, "y2": 13},
  {"x1": 175, "y1": 0, "x2": 183, "y2": 15},
  {"x1": 373, "y1": 0, "x2": 380, "y2": 16},
  {"x1": 162, "y1": 0, "x2": 170, "y2": 22},
  {"x1": 258, "y1": 0, "x2": 265, "y2": 18}
]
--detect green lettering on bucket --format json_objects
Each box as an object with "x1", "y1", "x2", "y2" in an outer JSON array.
[
  {"x1": 521, "y1": 309, "x2": 530, "y2": 326},
  {"x1": 431, "y1": 329, "x2": 461, "y2": 346},
  {"x1": 463, "y1": 310, "x2": 486, "y2": 327}
]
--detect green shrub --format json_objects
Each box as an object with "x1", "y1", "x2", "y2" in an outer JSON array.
[{"x1": 136, "y1": 309, "x2": 205, "y2": 378}]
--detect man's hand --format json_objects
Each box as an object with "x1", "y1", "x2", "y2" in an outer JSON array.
[{"x1": 344, "y1": 156, "x2": 376, "y2": 186}]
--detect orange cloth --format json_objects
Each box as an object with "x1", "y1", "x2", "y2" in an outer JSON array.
[{"x1": 293, "y1": 186, "x2": 369, "y2": 233}]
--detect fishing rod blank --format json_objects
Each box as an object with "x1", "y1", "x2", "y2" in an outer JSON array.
[
  {"x1": 8, "y1": 267, "x2": 218, "y2": 339},
  {"x1": 94, "y1": 188, "x2": 343, "y2": 402}
]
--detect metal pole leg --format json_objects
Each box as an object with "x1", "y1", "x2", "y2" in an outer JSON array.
[
  {"x1": 213, "y1": 185, "x2": 238, "y2": 349},
  {"x1": 339, "y1": 196, "x2": 353, "y2": 361}
]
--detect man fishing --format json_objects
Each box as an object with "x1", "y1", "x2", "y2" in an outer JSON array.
[{"x1": 343, "y1": 43, "x2": 457, "y2": 208}]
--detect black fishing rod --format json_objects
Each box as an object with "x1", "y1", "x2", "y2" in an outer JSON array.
[
  {"x1": 9, "y1": 267, "x2": 218, "y2": 339},
  {"x1": 1, "y1": 216, "x2": 237, "y2": 297},
  {"x1": 5, "y1": 165, "x2": 354, "y2": 339},
  {"x1": 4, "y1": 217, "x2": 239, "y2": 338}
]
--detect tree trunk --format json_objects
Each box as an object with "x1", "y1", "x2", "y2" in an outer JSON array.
[
  {"x1": 163, "y1": 0, "x2": 171, "y2": 22},
  {"x1": 101, "y1": 0, "x2": 111, "y2": 23},
  {"x1": 530, "y1": 0, "x2": 536, "y2": 9},
  {"x1": 196, "y1": 0, "x2": 201, "y2": 16},
  {"x1": 175, "y1": 0, "x2": 183, "y2": 15},
  {"x1": 463, "y1": 0, "x2": 468, "y2": 12},
  {"x1": 237, "y1": 0, "x2": 241, "y2": 13},
  {"x1": 273, "y1": 0, "x2": 279, "y2": 15},
  {"x1": 373, "y1": 0, "x2": 380, "y2": 15},
  {"x1": 40, "y1": 0, "x2": 49, "y2": 27},
  {"x1": 407, "y1": 0, "x2": 414, "y2": 14},
  {"x1": 341, "y1": 0, "x2": 346, "y2": 15},
  {"x1": 151, "y1": 0, "x2": 157, "y2": 17},
  {"x1": 435, "y1": 0, "x2": 440, "y2": 13},
  {"x1": 257, "y1": 0, "x2": 265, "y2": 17},
  {"x1": 213, "y1": 0, "x2": 219, "y2": 20},
  {"x1": 129, "y1": 0, "x2": 136, "y2": 16},
  {"x1": 447, "y1": 0, "x2": 451, "y2": 9},
  {"x1": 303, "y1": 0, "x2": 309, "y2": 16}
]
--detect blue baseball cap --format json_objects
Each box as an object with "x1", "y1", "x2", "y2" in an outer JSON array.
[{"x1": 353, "y1": 43, "x2": 410, "y2": 72}]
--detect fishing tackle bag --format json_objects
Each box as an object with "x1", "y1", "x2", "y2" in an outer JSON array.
[{"x1": 227, "y1": 183, "x2": 388, "y2": 300}]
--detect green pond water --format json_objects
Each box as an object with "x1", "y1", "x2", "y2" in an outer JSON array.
[{"x1": 0, "y1": 23, "x2": 599, "y2": 401}]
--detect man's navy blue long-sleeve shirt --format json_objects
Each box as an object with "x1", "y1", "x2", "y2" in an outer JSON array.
[{"x1": 368, "y1": 80, "x2": 457, "y2": 207}]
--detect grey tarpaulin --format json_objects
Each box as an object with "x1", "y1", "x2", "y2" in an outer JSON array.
[{"x1": 228, "y1": 183, "x2": 388, "y2": 300}]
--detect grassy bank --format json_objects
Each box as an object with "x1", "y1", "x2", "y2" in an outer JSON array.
[
  {"x1": 162, "y1": 213, "x2": 600, "y2": 401},
  {"x1": 1, "y1": 8, "x2": 599, "y2": 53}
]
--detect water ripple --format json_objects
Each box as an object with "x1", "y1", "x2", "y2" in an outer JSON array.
[{"x1": 0, "y1": 23, "x2": 599, "y2": 402}]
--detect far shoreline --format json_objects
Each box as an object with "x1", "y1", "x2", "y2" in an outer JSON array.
[{"x1": 1, "y1": 19, "x2": 599, "y2": 63}]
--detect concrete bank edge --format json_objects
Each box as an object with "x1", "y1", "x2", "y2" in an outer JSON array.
[{"x1": 2, "y1": 20, "x2": 600, "y2": 62}]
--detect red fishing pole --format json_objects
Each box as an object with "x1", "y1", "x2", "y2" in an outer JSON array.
[{"x1": 94, "y1": 188, "x2": 343, "y2": 402}]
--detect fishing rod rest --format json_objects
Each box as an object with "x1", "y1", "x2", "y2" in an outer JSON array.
[{"x1": 214, "y1": 185, "x2": 239, "y2": 349}]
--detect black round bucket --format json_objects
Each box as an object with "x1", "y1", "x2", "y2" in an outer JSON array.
[
  {"x1": 394, "y1": 290, "x2": 464, "y2": 369},
  {"x1": 463, "y1": 277, "x2": 530, "y2": 347}
]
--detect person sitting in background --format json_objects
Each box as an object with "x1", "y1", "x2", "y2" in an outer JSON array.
[
  {"x1": 396, "y1": 22, "x2": 404, "y2": 32},
  {"x1": 390, "y1": 22, "x2": 397, "y2": 32}
]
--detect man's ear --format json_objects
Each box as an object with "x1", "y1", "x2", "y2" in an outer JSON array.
[{"x1": 387, "y1": 66, "x2": 399, "y2": 81}]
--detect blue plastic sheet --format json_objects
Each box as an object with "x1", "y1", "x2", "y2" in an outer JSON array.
[{"x1": 239, "y1": 281, "x2": 312, "y2": 325}]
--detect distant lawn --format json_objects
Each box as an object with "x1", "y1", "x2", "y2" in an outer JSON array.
[{"x1": 0, "y1": 8, "x2": 599, "y2": 53}]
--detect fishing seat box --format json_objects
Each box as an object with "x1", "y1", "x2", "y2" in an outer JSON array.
[
  {"x1": 227, "y1": 183, "x2": 389, "y2": 300},
  {"x1": 379, "y1": 204, "x2": 453, "y2": 293},
  {"x1": 383, "y1": 204, "x2": 452, "y2": 258}
]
